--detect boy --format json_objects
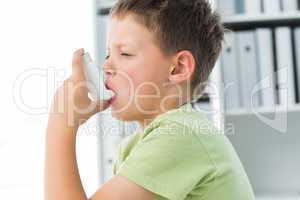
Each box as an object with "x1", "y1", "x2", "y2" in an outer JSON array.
[{"x1": 45, "y1": 0, "x2": 255, "y2": 199}]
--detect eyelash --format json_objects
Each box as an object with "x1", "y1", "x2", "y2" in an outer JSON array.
[{"x1": 105, "y1": 53, "x2": 131, "y2": 60}]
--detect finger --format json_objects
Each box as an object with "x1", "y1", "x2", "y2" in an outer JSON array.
[{"x1": 72, "y1": 48, "x2": 85, "y2": 81}]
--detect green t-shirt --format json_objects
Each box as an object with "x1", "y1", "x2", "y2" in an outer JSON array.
[{"x1": 112, "y1": 102, "x2": 255, "y2": 200}]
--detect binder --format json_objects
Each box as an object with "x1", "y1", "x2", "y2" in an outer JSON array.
[
  {"x1": 216, "y1": 0, "x2": 236, "y2": 16},
  {"x1": 220, "y1": 32, "x2": 241, "y2": 110},
  {"x1": 236, "y1": 31, "x2": 261, "y2": 108},
  {"x1": 294, "y1": 27, "x2": 300, "y2": 103},
  {"x1": 255, "y1": 28, "x2": 276, "y2": 107},
  {"x1": 282, "y1": 0, "x2": 298, "y2": 12},
  {"x1": 275, "y1": 27, "x2": 296, "y2": 105},
  {"x1": 236, "y1": 0, "x2": 245, "y2": 14},
  {"x1": 262, "y1": 0, "x2": 281, "y2": 13},
  {"x1": 245, "y1": 0, "x2": 262, "y2": 14}
]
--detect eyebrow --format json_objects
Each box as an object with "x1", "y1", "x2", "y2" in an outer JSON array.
[
  {"x1": 107, "y1": 41, "x2": 137, "y2": 51},
  {"x1": 106, "y1": 43, "x2": 128, "y2": 50}
]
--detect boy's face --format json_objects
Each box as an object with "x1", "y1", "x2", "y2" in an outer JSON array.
[{"x1": 103, "y1": 14, "x2": 174, "y2": 123}]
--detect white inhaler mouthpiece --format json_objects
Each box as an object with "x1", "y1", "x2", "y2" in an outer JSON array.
[{"x1": 82, "y1": 52, "x2": 115, "y2": 101}]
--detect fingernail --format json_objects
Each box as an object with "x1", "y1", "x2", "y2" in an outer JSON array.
[
  {"x1": 76, "y1": 48, "x2": 84, "y2": 55},
  {"x1": 79, "y1": 48, "x2": 84, "y2": 55}
]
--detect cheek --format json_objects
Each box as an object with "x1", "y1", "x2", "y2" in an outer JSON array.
[
  {"x1": 128, "y1": 68, "x2": 158, "y2": 94},
  {"x1": 112, "y1": 68, "x2": 141, "y2": 106},
  {"x1": 115, "y1": 73, "x2": 135, "y2": 102},
  {"x1": 132, "y1": 73, "x2": 165, "y2": 111},
  {"x1": 115, "y1": 70, "x2": 158, "y2": 109},
  {"x1": 113, "y1": 60, "x2": 168, "y2": 110}
]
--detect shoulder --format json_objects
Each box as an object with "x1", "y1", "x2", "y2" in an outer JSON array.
[
  {"x1": 115, "y1": 106, "x2": 222, "y2": 200},
  {"x1": 142, "y1": 102, "x2": 221, "y2": 141}
]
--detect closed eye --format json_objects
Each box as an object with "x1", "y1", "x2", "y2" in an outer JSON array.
[
  {"x1": 121, "y1": 53, "x2": 131, "y2": 57},
  {"x1": 105, "y1": 53, "x2": 131, "y2": 60}
]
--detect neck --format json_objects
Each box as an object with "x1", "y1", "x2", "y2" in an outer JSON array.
[{"x1": 137, "y1": 97, "x2": 190, "y2": 131}]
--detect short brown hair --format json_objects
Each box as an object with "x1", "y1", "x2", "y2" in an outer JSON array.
[{"x1": 109, "y1": 0, "x2": 224, "y2": 98}]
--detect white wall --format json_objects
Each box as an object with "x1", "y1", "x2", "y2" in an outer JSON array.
[{"x1": 0, "y1": 0, "x2": 99, "y2": 199}]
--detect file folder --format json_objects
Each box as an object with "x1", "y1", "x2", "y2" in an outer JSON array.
[
  {"x1": 216, "y1": 0, "x2": 236, "y2": 16},
  {"x1": 236, "y1": 0, "x2": 245, "y2": 14},
  {"x1": 275, "y1": 27, "x2": 296, "y2": 105},
  {"x1": 282, "y1": 0, "x2": 298, "y2": 12},
  {"x1": 255, "y1": 28, "x2": 276, "y2": 107},
  {"x1": 220, "y1": 32, "x2": 241, "y2": 110},
  {"x1": 294, "y1": 27, "x2": 300, "y2": 103},
  {"x1": 262, "y1": 0, "x2": 281, "y2": 13},
  {"x1": 245, "y1": 0, "x2": 262, "y2": 14},
  {"x1": 236, "y1": 31, "x2": 261, "y2": 108}
]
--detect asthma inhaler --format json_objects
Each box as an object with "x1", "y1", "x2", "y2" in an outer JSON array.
[{"x1": 82, "y1": 52, "x2": 115, "y2": 101}]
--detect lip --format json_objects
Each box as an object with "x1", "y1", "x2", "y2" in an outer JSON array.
[
  {"x1": 108, "y1": 95, "x2": 117, "y2": 105},
  {"x1": 105, "y1": 82, "x2": 116, "y2": 93},
  {"x1": 105, "y1": 82, "x2": 117, "y2": 104}
]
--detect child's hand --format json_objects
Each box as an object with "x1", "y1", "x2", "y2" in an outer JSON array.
[{"x1": 49, "y1": 49, "x2": 111, "y2": 130}]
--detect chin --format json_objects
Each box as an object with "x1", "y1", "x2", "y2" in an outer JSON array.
[
  {"x1": 110, "y1": 100, "x2": 151, "y2": 123},
  {"x1": 111, "y1": 107, "x2": 137, "y2": 122}
]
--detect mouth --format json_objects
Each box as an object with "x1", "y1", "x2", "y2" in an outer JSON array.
[
  {"x1": 108, "y1": 95, "x2": 117, "y2": 104},
  {"x1": 105, "y1": 82, "x2": 115, "y2": 92},
  {"x1": 105, "y1": 82, "x2": 117, "y2": 104}
]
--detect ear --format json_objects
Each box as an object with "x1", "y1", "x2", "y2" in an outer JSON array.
[
  {"x1": 168, "y1": 50, "x2": 196, "y2": 85},
  {"x1": 169, "y1": 50, "x2": 196, "y2": 84}
]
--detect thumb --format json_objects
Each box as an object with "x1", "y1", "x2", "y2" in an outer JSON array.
[{"x1": 72, "y1": 48, "x2": 85, "y2": 82}]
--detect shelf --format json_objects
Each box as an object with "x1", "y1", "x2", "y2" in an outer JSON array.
[
  {"x1": 225, "y1": 104, "x2": 300, "y2": 116},
  {"x1": 96, "y1": 5, "x2": 300, "y2": 27},
  {"x1": 97, "y1": 0, "x2": 117, "y2": 15},
  {"x1": 223, "y1": 12, "x2": 300, "y2": 30}
]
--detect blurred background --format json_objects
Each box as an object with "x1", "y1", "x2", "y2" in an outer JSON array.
[{"x1": 0, "y1": 0, "x2": 299, "y2": 199}]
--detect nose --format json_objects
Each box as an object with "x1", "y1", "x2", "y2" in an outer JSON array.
[
  {"x1": 103, "y1": 58, "x2": 117, "y2": 81},
  {"x1": 104, "y1": 69, "x2": 116, "y2": 80}
]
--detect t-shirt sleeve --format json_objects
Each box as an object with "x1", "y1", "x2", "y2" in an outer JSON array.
[{"x1": 115, "y1": 121, "x2": 217, "y2": 200}]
